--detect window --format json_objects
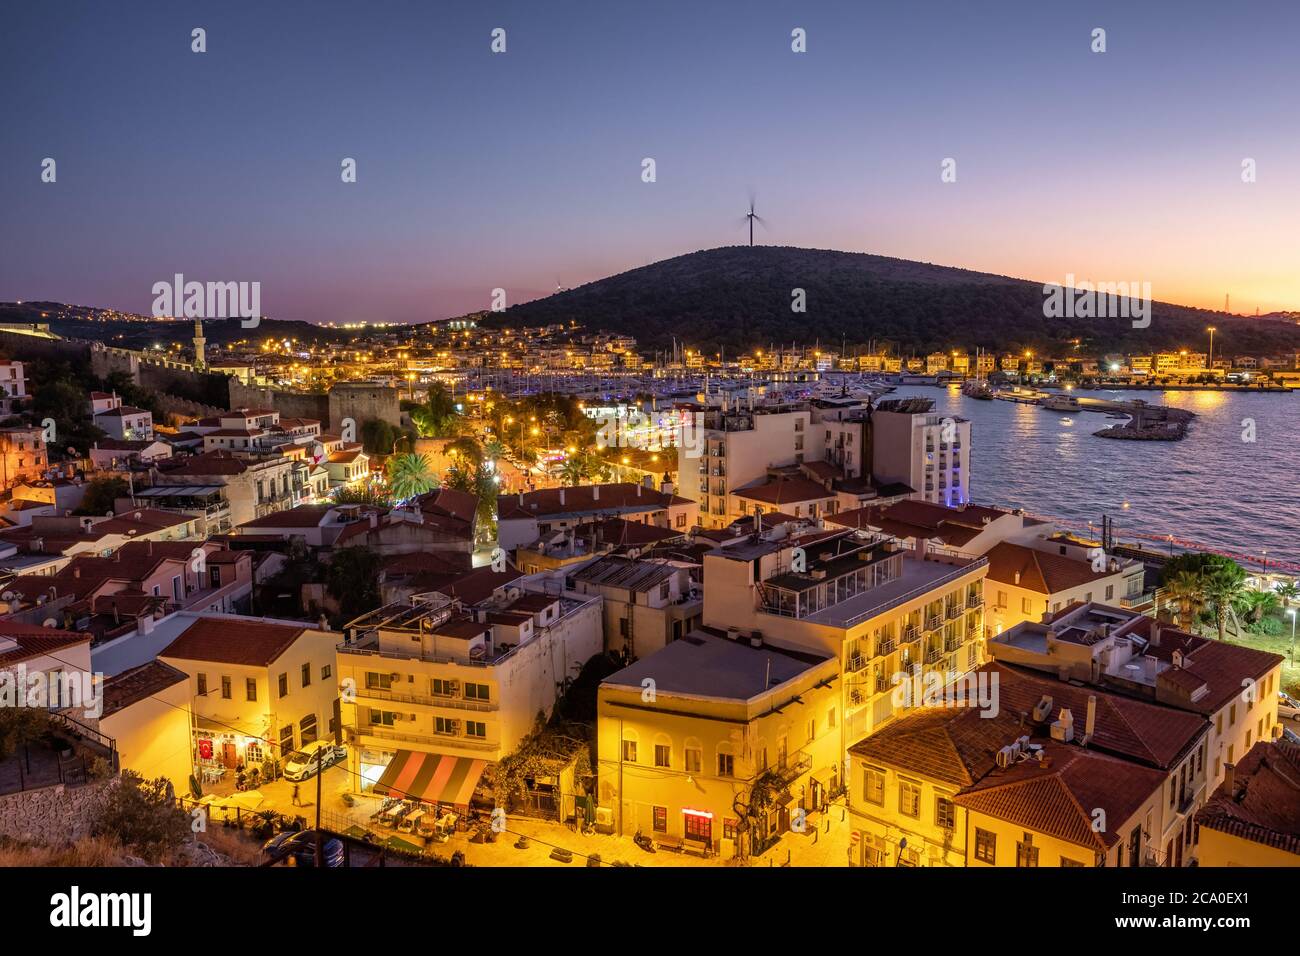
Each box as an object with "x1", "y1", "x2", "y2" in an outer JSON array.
[
  {"x1": 654, "y1": 744, "x2": 671, "y2": 768},
  {"x1": 652, "y1": 806, "x2": 667, "y2": 833},
  {"x1": 974, "y1": 828, "x2": 996, "y2": 864},
  {"x1": 465, "y1": 721, "x2": 486, "y2": 738},
  {"x1": 622, "y1": 740, "x2": 637, "y2": 762},
  {"x1": 433, "y1": 678, "x2": 457, "y2": 697},
  {"x1": 299, "y1": 714, "x2": 318, "y2": 746},
  {"x1": 365, "y1": 672, "x2": 391, "y2": 690},
  {"x1": 196, "y1": 673, "x2": 208, "y2": 696},
  {"x1": 717, "y1": 752, "x2": 734, "y2": 777},
  {"x1": 245, "y1": 678, "x2": 257, "y2": 702},
  {"x1": 321, "y1": 664, "x2": 331, "y2": 681},
  {"x1": 1060, "y1": 857, "x2": 1085, "y2": 867},
  {"x1": 278, "y1": 673, "x2": 289, "y2": 697},
  {"x1": 465, "y1": 682, "x2": 490, "y2": 701},
  {"x1": 935, "y1": 796, "x2": 955, "y2": 830},
  {"x1": 435, "y1": 717, "x2": 458, "y2": 736},
  {"x1": 899, "y1": 780, "x2": 921, "y2": 818},
  {"x1": 723, "y1": 818, "x2": 738, "y2": 840},
  {"x1": 1016, "y1": 834, "x2": 1039, "y2": 867},
  {"x1": 221, "y1": 676, "x2": 232, "y2": 700},
  {"x1": 280, "y1": 724, "x2": 294, "y2": 753},
  {"x1": 369, "y1": 709, "x2": 396, "y2": 727},
  {"x1": 301, "y1": 663, "x2": 312, "y2": 688},
  {"x1": 1021, "y1": 597, "x2": 1032, "y2": 614},
  {"x1": 1105, "y1": 585, "x2": 1114, "y2": 601},
  {"x1": 863, "y1": 767, "x2": 885, "y2": 805},
  {"x1": 684, "y1": 747, "x2": 702, "y2": 774},
  {"x1": 676, "y1": 513, "x2": 686, "y2": 528}
]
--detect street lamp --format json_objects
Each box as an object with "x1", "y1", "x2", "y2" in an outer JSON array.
[
  {"x1": 1289, "y1": 609, "x2": 1297, "y2": 662},
  {"x1": 1206, "y1": 326, "x2": 1216, "y2": 371}
]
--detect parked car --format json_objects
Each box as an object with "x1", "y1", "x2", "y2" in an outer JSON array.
[
  {"x1": 262, "y1": 830, "x2": 345, "y2": 868},
  {"x1": 283, "y1": 741, "x2": 347, "y2": 781},
  {"x1": 1282, "y1": 727, "x2": 1300, "y2": 745},
  {"x1": 1278, "y1": 693, "x2": 1300, "y2": 721}
]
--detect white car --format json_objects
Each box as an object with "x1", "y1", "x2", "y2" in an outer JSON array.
[
  {"x1": 283, "y1": 741, "x2": 347, "y2": 782},
  {"x1": 1278, "y1": 693, "x2": 1300, "y2": 721}
]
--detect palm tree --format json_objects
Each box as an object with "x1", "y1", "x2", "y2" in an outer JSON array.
[
  {"x1": 386, "y1": 452, "x2": 437, "y2": 501},
  {"x1": 560, "y1": 456, "x2": 586, "y2": 487},
  {"x1": 1203, "y1": 561, "x2": 1248, "y2": 641},
  {"x1": 483, "y1": 437, "x2": 508, "y2": 465},
  {"x1": 1164, "y1": 571, "x2": 1206, "y2": 632},
  {"x1": 1235, "y1": 589, "x2": 1279, "y2": 627},
  {"x1": 1277, "y1": 580, "x2": 1300, "y2": 609}
]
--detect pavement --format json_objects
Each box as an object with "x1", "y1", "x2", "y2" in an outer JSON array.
[{"x1": 231, "y1": 766, "x2": 858, "y2": 867}]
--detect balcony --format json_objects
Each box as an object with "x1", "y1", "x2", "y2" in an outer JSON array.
[
  {"x1": 925, "y1": 615, "x2": 943, "y2": 632},
  {"x1": 876, "y1": 639, "x2": 895, "y2": 657},
  {"x1": 966, "y1": 594, "x2": 983, "y2": 610},
  {"x1": 846, "y1": 652, "x2": 867, "y2": 673},
  {"x1": 925, "y1": 648, "x2": 942, "y2": 665},
  {"x1": 350, "y1": 725, "x2": 498, "y2": 752},
  {"x1": 769, "y1": 750, "x2": 813, "y2": 789},
  {"x1": 354, "y1": 684, "x2": 495, "y2": 713},
  {"x1": 945, "y1": 604, "x2": 963, "y2": 621},
  {"x1": 901, "y1": 624, "x2": 920, "y2": 642},
  {"x1": 944, "y1": 635, "x2": 962, "y2": 653}
]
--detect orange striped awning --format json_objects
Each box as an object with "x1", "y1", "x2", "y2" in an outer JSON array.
[{"x1": 373, "y1": 751, "x2": 486, "y2": 807}]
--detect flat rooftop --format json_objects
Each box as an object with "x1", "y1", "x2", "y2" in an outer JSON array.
[
  {"x1": 603, "y1": 631, "x2": 830, "y2": 701},
  {"x1": 801, "y1": 555, "x2": 985, "y2": 628}
]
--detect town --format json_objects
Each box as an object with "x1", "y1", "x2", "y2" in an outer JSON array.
[{"x1": 0, "y1": 314, "x2": 1296, "y2": 871}]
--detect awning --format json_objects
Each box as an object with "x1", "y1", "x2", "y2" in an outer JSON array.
[
  {"x1": 811, "y1": 766, "x2": 836, "y2": 786},
  {"x1": 373, "y1": 750, "x2": 487, "y2": 806}
]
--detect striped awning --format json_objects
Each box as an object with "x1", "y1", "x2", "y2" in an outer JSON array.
[{"x1": 372, "y1": 751, "x2": 486, "y2": 807}]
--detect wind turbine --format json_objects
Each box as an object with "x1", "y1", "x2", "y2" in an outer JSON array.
[{"x1": 741, "y1": 192, "x2": 768, "y2": 247}]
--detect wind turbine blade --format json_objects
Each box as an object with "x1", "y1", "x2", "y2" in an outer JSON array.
[{"x1": 753, "y1": 214, "x2": 770, "y2": 228}]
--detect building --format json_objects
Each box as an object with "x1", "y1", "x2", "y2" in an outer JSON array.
[
  {"x1": 336, "y1": 583, "x2": 602, "y2": 801},
  {"x1": 0, "y1": 360, "x2": 28, "y2": 415},
  {"x1": 596, "y1": 629, "x2": 840, "y2": 858},
  {"x1": 92, "y1": 395, "x2": 154, "y2": 441},
  {"x1": 0, "y1": 426, "x2": 47, "y2": 488},
  {"x1": 89, "y1": 437, "x2": 172, "y2": 469},
  {"x1": 1196, "y1": 740, "x2": 1300, "y2": 866},
  {"x1": 989, "y1": 602, "x2": 1284, "y2": 859},
  {"x1": 98, "y1": 660, "x2": 193, "y2": 790},
  {"x1": 497, "y1": 483, "x2": 696, "y2": 554},
  {"x1": 568, "y1": 555, "x2": 701, "y2": 658},
  {"x1": 701, "y1": 524, "x2": 988, "y2": 748},
  {"x1": 869, "y1": 399, "x2": 970, "y2": 507},
  {"x1": 141, "y1": 450, "x2": 302, "y2": 531},
  {"x1": 982, "y1": 540, "x2": 1144, "y2": 633},
  {"x1": 159, "y1": 613, "x2": 342, "y2": 772}
]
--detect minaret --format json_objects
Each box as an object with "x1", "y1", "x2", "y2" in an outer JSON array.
[{"x1": 193, "y1": 318, "x2": 206, "y2": 368}]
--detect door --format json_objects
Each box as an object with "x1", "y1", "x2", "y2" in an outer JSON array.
[{"x1": 221, "y1": 741, "x2": 238, "y2": 768}]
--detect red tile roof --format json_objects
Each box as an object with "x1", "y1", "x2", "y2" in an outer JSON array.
[
  {"x1": 983, "y1": 541, "x2": 1116, "y2": 594},
  {"x1": 100, "y1": 660, "x2": 189, "y2": 718},
  {"x1": 160, "y1": 616, "x2": 311, "y2": 667},
  {"x1": 497, "y1": 483, "x2": 686, "y2": 520},
  {"x1": 731, "y1": 476, "x2": 835, "y2": 506},
  {"x1": 849, "y1": 707, "x2": 1025, "y2": 787},
  {"x1": 1196, "y1": 740, "x2": 1300, "y2": 856},
  {"x1": 0, "y1": 624, "x2": 90, "y2": 667}
]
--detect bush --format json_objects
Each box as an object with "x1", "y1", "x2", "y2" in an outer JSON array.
[{"x1": 91, "y1": 771, "x2": 190, "y2": 862}]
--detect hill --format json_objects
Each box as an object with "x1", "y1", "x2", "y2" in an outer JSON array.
[{"x1": 485, "y1": 246, "x2": 1300, "y2": 357}]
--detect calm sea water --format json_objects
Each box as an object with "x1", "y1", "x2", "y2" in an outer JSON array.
[{"x1": 889, "y1": 386, "x2": 1300, "y2": 567}]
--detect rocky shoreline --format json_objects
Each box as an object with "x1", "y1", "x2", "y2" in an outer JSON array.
[{"x1": 1094, "y1": 421, "x2": 1189, "y2": 441}]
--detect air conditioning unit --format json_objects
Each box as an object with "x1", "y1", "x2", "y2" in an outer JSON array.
[
  {"x1": 595, "y1": 807, "x2": 614, "y2": 827},
  {"x1": 390, "y1": 673, "x2": 402, "y2": 681},
  {"x1": 408, "y1": 714, "x2": 417, "y2": 722},
  {"x1": 996, "y1": 746, "x2": 1015, "y2": 769}
]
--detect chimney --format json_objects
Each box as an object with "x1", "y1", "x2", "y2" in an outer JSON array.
[
  {"x1": 1150, "y1": 620, "x2": 1161, "y2": 646},
  {"x1": 518, "y1": 492, "x2": 524, "y2": 506},
  {"x1": 559, "y1": 488, "x2": 566, "y2": 507},
  {"x1": 1085, "y1": 695, "x2": 1096, "y2": 740},
  {"x1": 1224, "y1": 763, "x2": 1236, "y2": 798},
  {"x1": 1013, "y1": 570, "x2": 1021, "y2": 585}
]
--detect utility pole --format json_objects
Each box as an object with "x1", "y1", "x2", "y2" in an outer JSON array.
[{"x1": 315, "y1": 734, "x2": 324, "y2": 866}]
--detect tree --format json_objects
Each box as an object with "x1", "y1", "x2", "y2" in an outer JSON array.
[
  {"x1": 1163, "y1": 571, "x2": 1205, "y2": 632},
  {"x1": 76, "y1": 476, "x2": 128, "y2": 516},
  {"x1": 326, "y1": 546, "x2": 382, "y2": 621},
  {"x1": 1277, "y1": 581, "x2": 1299, "y2": 609},
  {"x1": 361, "y1": 418, "x2": 401, "y2": 456},
  {"x1": 91, "y1": 771, "x2": 190, "y2": 863},
  {"x1": 1235, "y1": 589, "x2": 1279, "y2": 627},
  {"x1": 1204, "y1": 560, "x2": 1248, "y2": 641},
  {"x1": 333, "y1": 485, "x2": 393, "y2": 507},
  {"x1": 444, "y1": 436, "x2": 483, "y2": 468},
  {"x1": 386, "y1": 452, "x2": 438, "y2": 501},
  {"x1": 0, "y1": 708, "x2": 53, "y2": 761},
  {"x1": 410, "y1": 383, "x2": 462, "y2": 439}
]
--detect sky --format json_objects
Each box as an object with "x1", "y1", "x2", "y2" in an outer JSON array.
[{"x1": 2, "y1": 0, "x2": 1299, "y2": 324}]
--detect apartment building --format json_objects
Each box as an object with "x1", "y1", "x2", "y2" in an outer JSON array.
[
  {"x1": 701, "y1": 524, "x2": 989, "y2": 753},
  {"x1": 140, "y1": 450, "x2": 301, "y2": 530},
  {"x1": 869, "y1": 399, "x2": 970, "y2": 507},
  {"x1": 159, "y1": 613, "x2": 341, "y2": 773},
  {"x1": 497, "y1": 483, "x2": 696, "y2": 553},
  {"x1": 982, "y1": 541, "x2": 1144, "y2": 633},
  {"x1": 0, "y1": 360, "x2": 28, "y2": 415},
  {"x1": 336, "y1": 583, "x2": 602, "y2": 802},
  {"x1": 990, "y1": 602, "x2": 1284, "y2": 861},
  {"x1": 91, "y1": 395, "x2": 154, "y2": 441},
  {"x1": 678, "y1": 403, "x2": 813, "y2": 529},
  {"x1": 596, "y1": 630, "x2": 840, "y2": 858},
  {"x1": 567, "y1": 554, "x2": 701, "y2": 659}
]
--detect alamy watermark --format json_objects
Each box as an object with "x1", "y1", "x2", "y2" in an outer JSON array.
[
  {"x1": 1, "y1": 663, "x2": 103, "y2": 719},
  {"x1": 1043, "y1": 273, "x2": 1151, "y2": 328},
  {"x1": 151, "y1": 273, "x2": 261, "y2": 328}
]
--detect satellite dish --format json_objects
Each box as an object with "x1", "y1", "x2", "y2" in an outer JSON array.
[
  {"x1": 42, "y1": 618, "x2": 58, "y2": 628},
  {"x1": 105, "y1": 511, "x2": 114, "y2": 518},
  {"x1": 1, "y1": 591, "x2": 13, "y2": 601}
]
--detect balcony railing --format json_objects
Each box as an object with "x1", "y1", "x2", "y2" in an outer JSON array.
[
  {"x1": 945, "y1": 604, "x2": 963, "y2": 620},
  {"x1": 925, "y1": 648, "x2": 943, "y2": 665},
  {"x1": 876, "y1": 639, "x2": 895, "y2": 657},
  {"x1": 944, "y1": 635, "x2": 962, "y2": 653},
  {"x1": 901, "y1": 624, "x2": 920, "y2": 642},
  {"x1": 349, "y1": 725, "x2": 498, "y2": 752},
  {"x1": 925, "y1": 615, "x2": 943, "y2": 631},
  {"x1": 966, "y1": 594, "x2": 983, "y2": 610},
  {"x1": 768, "y1": 750, "x2": 813, "y2": 788},
  {"x1": 354, "y1": 685, "x2": 495, "y2": 713}
]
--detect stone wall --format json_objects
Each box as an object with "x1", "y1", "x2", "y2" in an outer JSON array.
[
  {"x1": 0, "y1": 779, "x2": 112, "y2": 844},
  {"x1": 228, "y1": 381, "x2": 331, "y2": 424}
]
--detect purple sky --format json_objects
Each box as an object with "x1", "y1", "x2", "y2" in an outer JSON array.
[{"x1": 3, "y1": 0, "x2": 1299, "y2": 324}]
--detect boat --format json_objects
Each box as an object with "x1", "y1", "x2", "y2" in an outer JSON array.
[
  {"x1": 1041, "y1": 393, "x2": 1082, "y2": 412},
  {"x1": 961, "y1": 379, "x2": 993, "y2": 400}
]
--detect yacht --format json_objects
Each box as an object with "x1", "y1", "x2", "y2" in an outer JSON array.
[{"x1": 1041, "y1": 393, "x2": 1082, "y2": 412}]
